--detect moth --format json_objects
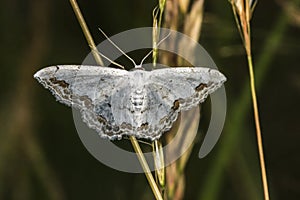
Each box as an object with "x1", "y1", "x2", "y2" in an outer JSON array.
[{"x1": 34, "y1": 64, "x2": 226, "y2": 140}]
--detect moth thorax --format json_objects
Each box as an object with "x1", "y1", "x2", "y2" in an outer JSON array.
[{"x1": 130, "y1": 88, "x2": 147, "y2": 113}]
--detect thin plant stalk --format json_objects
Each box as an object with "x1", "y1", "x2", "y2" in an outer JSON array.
[
  {"x1": 68, "y1": 1, "x2": 163, "y2": 199},
  {"x1": 69, "y1": 0, "x2": 104, "y2": 66},
  {"x1": 199, "y1": 10, "x2": 289, "y2": 199},
  {"x1": 158, "y1": 0, "x2": 166, "y2": 31},
  {"x1": 247, "y1": 54, "x2": 269, "y2": 200},
  {"x1": 130, "y1": 137, "x2": 163, "y2": 200},
  {"x1": 231, "y1": 0, "x2": 270, "y2": 199},
  {"x1": 153, "y1": 0, "x2": 166, "y2": 66}
]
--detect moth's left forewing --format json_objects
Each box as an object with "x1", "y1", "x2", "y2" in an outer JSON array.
[{"x1": 150, "y1": 67, "x2": 226, "y2": 111}]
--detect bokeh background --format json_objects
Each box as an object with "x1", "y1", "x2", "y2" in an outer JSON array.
[{"x1": 1, "y1": 0, "x2": 300, "y2": 199}]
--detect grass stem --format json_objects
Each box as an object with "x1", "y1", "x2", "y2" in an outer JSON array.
[
  {"x1": 247, "y1": 53, "x2": 270, "y2": 200},
  {"x1": 130, "y1": 136, "x2": 163, "y2": 200},
  {"x1": 198, "y1": 8, "x2": 288, "y2": 200},
  {"x1": 69, "y1": 0, "x2": 104, "y2": 66},
  {"x1": 231, "y1": 1, "x2": 270, "y2": 198},
  {"x1": 244, "y1": 1, "x2": 270, "y2": 197}
]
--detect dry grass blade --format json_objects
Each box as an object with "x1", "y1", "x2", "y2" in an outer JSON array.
[
  {"x1": 158, "y1": 0, "x2": 205, "y2": 199},
  {"x1": 164, "y1": 0, "x2": 180, "y2": 30},
  {"x1": 178, "y1": 0, "x2": 190, "y2": 13},
  {"x1": 165, "y1": 108, "x2": 200, "y2": 200},
  {"x1": 182, "y1": 0, "x2": 204, "y2": 39},
  {"x1": 178, "y1": 0, "x2": 204, "y2": 65}
]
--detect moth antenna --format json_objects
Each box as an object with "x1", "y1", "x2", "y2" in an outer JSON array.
[
  {"x1": 92, "y1": 47, "x2": 125, "y2": 69},
  {"x1": 98, "y1": 28, "x2": 137, "y2": 67},
  {"x1": 139, "y1": 31, "x2": 171, "y2": 67}
]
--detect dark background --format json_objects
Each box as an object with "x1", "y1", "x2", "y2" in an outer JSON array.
[{"x1": 0, "y1": 0, "x2": 299, "y2": 199}]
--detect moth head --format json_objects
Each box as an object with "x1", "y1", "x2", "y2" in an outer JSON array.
[{"x1": 130, "y1": 65, "x2": 145, "y2": 71}]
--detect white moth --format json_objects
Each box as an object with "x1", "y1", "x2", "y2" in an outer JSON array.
[{"x1": 34, "y1": 64, "x2": 226, "y2": 140}]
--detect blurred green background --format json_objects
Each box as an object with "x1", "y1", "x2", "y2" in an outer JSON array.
[{"x1": 0, "y1": 0, "x2": 300, "y2": 199}]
